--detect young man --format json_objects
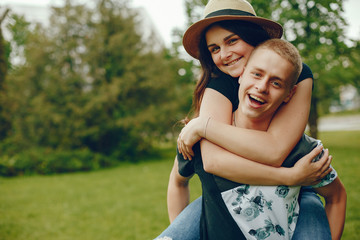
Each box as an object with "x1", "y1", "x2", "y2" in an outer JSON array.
[{"x1": 173, "y1": 39, "x2": 346, "y2": 240}]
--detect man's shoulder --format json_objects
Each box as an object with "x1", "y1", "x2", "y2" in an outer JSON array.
[{"x1": 282, "y1": 134, "x2": 320, "y2": 167}]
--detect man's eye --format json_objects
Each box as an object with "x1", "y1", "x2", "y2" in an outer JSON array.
[
  {"x1": 271, "y1": 81, "x2": 282, "y2": 88},
  {"x1": 252, "y1": 72, "x2": 261, "y2": 78}
]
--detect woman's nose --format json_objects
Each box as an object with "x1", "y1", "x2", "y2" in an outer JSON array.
[{"x1": 220, "y1": 47, "x2": 231, "y2": 60}]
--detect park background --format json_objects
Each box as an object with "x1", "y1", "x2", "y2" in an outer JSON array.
[{"x1": 0, "y1": 0, "x2": 359, "y2": 239}]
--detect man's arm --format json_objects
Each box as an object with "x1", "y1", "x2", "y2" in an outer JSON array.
[
  {"x1": 167, "y1": 156, "x2": 193, "y2": 223},
  {"x1": 314, "y1": 177, "x2": 347, "y2": 240}
]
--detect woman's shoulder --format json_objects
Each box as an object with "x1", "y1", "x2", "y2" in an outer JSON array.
[
  {"x1": 209, "y1": 71, "x2": 238, "y2": 88},
  {"x1": 298, "y1": 63, "x2": 314, "y2": 83},
  {"x1": 207, "y1": 71, "x2": 239, "y2": 109}
]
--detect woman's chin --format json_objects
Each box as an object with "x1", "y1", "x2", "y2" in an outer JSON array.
[
  {"x1": 227, "y1": 66, "x2": 244, "y2": 78},
  {"x1": 228, "y1": 70, "x2": 242, "y2": 78}
]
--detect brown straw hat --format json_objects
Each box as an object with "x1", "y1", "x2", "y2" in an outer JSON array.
[{"x1": 183, "y1": 0, "x2": 283, "y2": 59}]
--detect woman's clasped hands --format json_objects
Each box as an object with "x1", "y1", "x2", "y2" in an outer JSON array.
[{"x1": 177, "y1": 116, "x2": 211, "y2": 160}]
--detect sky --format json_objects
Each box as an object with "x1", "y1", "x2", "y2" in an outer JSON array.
[{"x1": 1, "y1": 0, "x2": 360, "y2": 46}]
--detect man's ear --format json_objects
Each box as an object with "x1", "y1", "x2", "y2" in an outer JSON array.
[{"x1": 283, "y1": 85, "x2": 297, "y2": 103}]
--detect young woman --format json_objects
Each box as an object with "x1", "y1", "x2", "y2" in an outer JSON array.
[{"x1": 156, "y1": 0, "x2": 344, "y2": 239}]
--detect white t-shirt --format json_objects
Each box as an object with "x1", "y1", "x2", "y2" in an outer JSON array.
[{"x1": 221, "y1": 143, "x2": 337, "y2": 240}]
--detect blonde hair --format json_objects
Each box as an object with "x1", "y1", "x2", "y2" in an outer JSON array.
[{"x1": 251, "y1": 39, "x2": 302, "y2": 87}]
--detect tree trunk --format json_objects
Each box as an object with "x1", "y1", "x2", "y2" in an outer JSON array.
[
  {"x1": 308, "y1": 94, "x2": 318, "y2": 139},
  {"x1": 0, "y1": 9, "x2": 11, "y2": 140}
]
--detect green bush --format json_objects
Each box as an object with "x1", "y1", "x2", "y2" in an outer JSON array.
[
  {"x1": 81, "y1": 127, "x2": 151, "y2": 162},
  {"x1": 0, "y1": 148, "x2": 116, "y2": 176}
]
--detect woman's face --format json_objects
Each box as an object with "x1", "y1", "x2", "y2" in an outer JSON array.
[{"x1": 205, "y1": 25, "x2": 255, "y2": 77}]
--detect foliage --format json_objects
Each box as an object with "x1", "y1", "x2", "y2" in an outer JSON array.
[
  {"x1": 0, "y1": 147, "x2": 116, "y2": 176},
  {"x1": 0, "y1": 8, "x2": 11, "y2": 141},
  {"x1": 249, "y1": 0, "x2": 360, "y2": 137},
  {"x1": 0, "y1": 130, "x2": 359, "y2": 239},
  {"x1": 0, "y1": 0, "x2": 193, "y2": 172}
]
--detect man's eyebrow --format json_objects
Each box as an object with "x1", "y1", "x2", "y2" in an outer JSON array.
[
  {"x1": 251, "y1": 67, "x2": 265, "y2": 73},
  {"x1": 251, "y1": 67, "x2": 286, "y2": 82}
]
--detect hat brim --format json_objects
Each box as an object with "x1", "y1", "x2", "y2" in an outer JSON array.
[{"x1": 183, "y1": 15, "x2": 283, "y2": 59}]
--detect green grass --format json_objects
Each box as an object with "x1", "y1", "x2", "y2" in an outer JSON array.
[
  {"x1": 318, "y1": 131, "x2": 360, "y2": 239},
  {"x1": 0, "y1": 131, "x2": 359, "y2": 240}
]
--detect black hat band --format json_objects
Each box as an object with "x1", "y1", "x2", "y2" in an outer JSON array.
[{"x1": 205, "y1": 9, "x2": 255, "y2": 18}]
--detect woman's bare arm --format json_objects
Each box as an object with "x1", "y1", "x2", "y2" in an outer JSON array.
[
  {"x1": 177, "y1": 82, "x2": 330, "y2": 186},
  {"x1": 180, "y1": 78, "x2": 313, "y2": 166},
  {"x1": 201, "y1": 139, "x2": 332, "y2": 186}
]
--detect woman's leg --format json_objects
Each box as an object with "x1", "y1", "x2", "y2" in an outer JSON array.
[
  {"x1": 292, "y1": 187, "x2": 331, "y2": 240},
  {"x1": 154, "y1": 196, "x2": 202, "y2": 240}
]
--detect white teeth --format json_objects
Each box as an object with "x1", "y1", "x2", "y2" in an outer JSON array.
[
  {"x1": 250, "y1": 94, "x2": 265, "y2": 103},
  {"x1": 226, "y1": 58, "x2": 240, "y2": 66}
]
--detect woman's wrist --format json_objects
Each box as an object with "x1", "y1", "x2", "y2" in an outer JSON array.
[
  {"x1": 203, "y1": 117, "x2": 211, "y2": 138},
  {"x1": 276, "y1": 167, "x2": 296, "y2": 186}
]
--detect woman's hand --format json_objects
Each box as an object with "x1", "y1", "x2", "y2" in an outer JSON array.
[
  {"x1": 177, "y1": 117, "x2": 210, "y2": 160},
  {"x1": 288, "y1": 145, "x2": 333, "y2": 186}
]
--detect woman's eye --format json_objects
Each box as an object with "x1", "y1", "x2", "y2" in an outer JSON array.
[
  {"x1": 228, "y1": 38, "x2": 239, "y2": 45},
  {"x1": 209, "y1": 46, "x2": 220, "y2": 54}
]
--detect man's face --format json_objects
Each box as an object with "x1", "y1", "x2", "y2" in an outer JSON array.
[{"x1": 238, "y1": 48, "x2": 296, "y2": 121}]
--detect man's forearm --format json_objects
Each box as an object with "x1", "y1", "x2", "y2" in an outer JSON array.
[
  {"x1": 316, "y1": 178, "x2": 347, "y2": 240},
  {"x1": 325, "y1": 187, "x2": 347, "y2": 239},
  {"x1": 167, "y1": 179, "x2": 190, "y2": 223},
  {"x1": 325, "y1": 201, "x2": 346, "y2": 240}
]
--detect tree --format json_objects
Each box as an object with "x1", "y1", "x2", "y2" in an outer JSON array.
[
  {"x1": 0, "y1": 8, "x2": 11, "y2": 141},
  {"x1": 248, "y1": 0, "x2": 360, "y2": 138},
  {"x1": 3, "y1": 0, "x2": 191, "y2": 162}
]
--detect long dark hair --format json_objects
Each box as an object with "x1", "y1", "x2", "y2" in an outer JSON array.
[{"x1": 187, "y1": 20, "x2": 271, "y2": 121}]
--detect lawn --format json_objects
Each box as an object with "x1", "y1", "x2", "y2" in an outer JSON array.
[{"x1": 0, "y1": 131, "x2": 359, "y2": 240}]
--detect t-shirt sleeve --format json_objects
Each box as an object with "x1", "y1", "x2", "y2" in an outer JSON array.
[
  {"x1": 282, "y1": 134, "x2": 319, "y2": 168},
  {"x1": 177, "y1": 147, "x2": 195, "y2": 177},
  {"x1": 297, "y1": 63, "x2": 313, "y2": 84},
  {"x1": 312, "y1": 166, "x2": 338, "y2": 188},
  {"x1": 206, "y1": 74, "x2": 239, "y2": 111}
]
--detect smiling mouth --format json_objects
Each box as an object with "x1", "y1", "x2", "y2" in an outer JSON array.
[
  {"x1": 249, "y1": 94, "x2": 266, "y2": 105},
  {"x1": 225, "y1": 57, "x2": 241, "y2": 66}
]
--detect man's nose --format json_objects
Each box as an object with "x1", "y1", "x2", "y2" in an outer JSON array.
[{"x1": 255, "y1": 79, "x2": 269, "y2": 93}]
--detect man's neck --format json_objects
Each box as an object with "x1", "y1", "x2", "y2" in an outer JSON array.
[{"x1": 234, "y1": 110, "x2": 272, "y2": 131}]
